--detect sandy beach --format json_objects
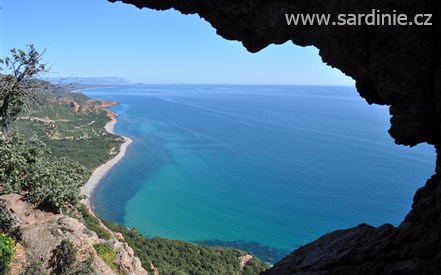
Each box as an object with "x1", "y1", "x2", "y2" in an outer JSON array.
[{"x1": 81, "y1": 117, "x2": 133, "y2": 208}]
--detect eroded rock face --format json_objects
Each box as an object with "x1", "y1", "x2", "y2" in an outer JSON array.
[
  {"x1": 1, "y1": 194, "x2": 148, "y2": 275},
  {"x1": 108, "y1": 0, "x2": 440, "y2": 273}
]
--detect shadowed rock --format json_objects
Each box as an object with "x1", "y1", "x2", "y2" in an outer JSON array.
[{"x1": 108, "y1": 0, "x2": 441, "y2": 273}]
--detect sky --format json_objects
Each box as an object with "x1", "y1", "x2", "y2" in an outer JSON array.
[{"x1": 0, "y1": 0, "x2": 354, "y2": 85}]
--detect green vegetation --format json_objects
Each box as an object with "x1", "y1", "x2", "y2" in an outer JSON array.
[
  {"x1": 93, "y1": 243, "x2": 117, "y2": 271},
  {"x1": 49, "y1": 239, "x2": 94, "y2": 275},
  {"x1": 23, "y1": 260, "x2": 48, "y2": 275},
  {"x1": 49, "y1": 239, "x2": 77, "y2": 274},
  {"x1": 0, "y1": 233, "x2": 15, "y2": 273},
  {"x1": 0, "y1": 134, "x2": 88, "y2": 212},
  {"x1": 197, "y1": 240, "x2": 288, "y2": 264},
  {"x1": 105, "y1": 222, "x2": 270, "y2": 275},
  {"x1": 0, "y1": 201, "x2": 17, "y2": 234},
  {"x1": 0, "y1": 46, "x2": 122, "y2": 170},
  {"x1": 0, "y1": 46, "x2": 118, "y2": 212},
  {"x1": 0, "y1": 45, "x2": 47, "y2": 133},
  {"x1": 68, "y1": 258, "x2": 95, "y2": 275},
  {"x1": 10, "y1": 89, "x2": 123, "y2": 170},
  {"x1": 78, "y1": 204, "x2": 112, "y2": 240}
]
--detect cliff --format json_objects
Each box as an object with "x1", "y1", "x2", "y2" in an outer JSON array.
[
  {"x1": 1, "y1": 194, "x2": 148, "y2": 274},
  {"x1": 108, "y1": 0, "x2": 441, "y2": 273}
]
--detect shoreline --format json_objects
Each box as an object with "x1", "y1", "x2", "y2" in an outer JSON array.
[
  {"x1": 81, "y1": 117, "x2": 133, "y2": 209},
  {"x1": 71, "y1": 86, "x2": 114, "y2": 93}
]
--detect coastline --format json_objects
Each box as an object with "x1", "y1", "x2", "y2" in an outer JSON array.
[
  {"x1": 81, "y1": 116, "x2": 133, "y2": 209},
  {"x1": 71, "y1": 86, "x2": 114, "y2": 93}
]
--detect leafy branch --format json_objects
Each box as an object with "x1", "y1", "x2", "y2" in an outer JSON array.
[{"x1": 0, "y1": 45, "x2": 49, "y2": 134}]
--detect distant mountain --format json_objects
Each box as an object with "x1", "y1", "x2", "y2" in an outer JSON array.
[{"x1": 46, "y1": 76, "x2": 134, "y2": 86}]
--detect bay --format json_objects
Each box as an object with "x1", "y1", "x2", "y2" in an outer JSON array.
[{"x1": 84, "y1": 85, "x2": 435, "y2": 262}]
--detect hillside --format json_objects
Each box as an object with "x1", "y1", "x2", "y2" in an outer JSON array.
[{"x1": 11, "y1": 85, "x2": 123, "y2": 170}]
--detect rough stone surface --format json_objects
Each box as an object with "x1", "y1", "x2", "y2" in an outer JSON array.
[
  {"x1": 114, "y1": 231, "x2": 125, "y2": 241},
  {"x1": 108, "y1": 0, "x2": 441, "y2": 273},
  {"x1": 239, "y1": 254, "x2": 253, "y2": 270},
  {"x1": 10, "y1": 243, "x2": 27, "y2": 275},
  {"x1": 1, "y1": 194, "x2": 148, "y2": 274}
]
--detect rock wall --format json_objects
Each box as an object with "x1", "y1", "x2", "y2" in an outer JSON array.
[{"x1": 108, "y1": 0, "x2": 441, "y2": 273}]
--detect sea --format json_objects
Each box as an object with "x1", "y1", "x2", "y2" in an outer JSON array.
[{"x1": 83, "y1": 85, "x2": 435, "y2": 263}]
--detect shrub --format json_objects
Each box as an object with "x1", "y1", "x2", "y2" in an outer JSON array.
[
  {"x1": 26, "y1": 157, "x2": 88, "y2": 210},
  {"x1": 93, "y1": 243, "x2": 117, "y2": 271},
  {"x1": 104, "y1": 222, "x2": 271, "y2": 274},
  {"x1": 0, "y1": 201, "x2": 16, "y2": 234},
  {"x1": 48, "y1": 239, "x2": 95, "y2": 275},
  {"x1": 0, "y1": 134, "x2": 89, "y2": 212},
  {"x1": 49, "y1": 239, "x2": 77, "y2": 274},
  {"x1": 78, "y1": 204, "x2": 112, "y2": 240},
  {"x1": 23, "y1": 260, "x2": 48, "y2": 275},
  {"x1": 68, "y1": 258, "x2": 94, "y2": 275},
  {"x1": 0, "y1": 233, "x2": 15, "y2": 273}
]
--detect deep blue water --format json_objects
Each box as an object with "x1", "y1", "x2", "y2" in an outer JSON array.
[{"x1": 84, "y1": 85, "x2": 435, "y2": 262}]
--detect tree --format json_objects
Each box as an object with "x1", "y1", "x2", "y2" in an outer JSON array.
[
  {"x1": 0, "y1": 134, "x2": 89, "y2": 212},
  {"x1": 0, "y1": 45, "x2": 48, "y2": 134}
]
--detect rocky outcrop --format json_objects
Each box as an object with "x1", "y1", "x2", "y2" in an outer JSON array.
[
  {"x1": 89, "y1": 99, "x2": 120, "y2": 121},
  {"x1": 239, "y1": 254, "x2": 254, "y2": 270},
  {"x1": 70, "y1": 100, "x2": 80, "y2": 114},
  {"x1": 56, "y1": 96, "x2": 118, "y2": 115},
  {"x1": 108, "y1": 0, "x2": 441, "y2": 273},
  {"x1": 91, "y1": 100, "x2": 119, "y2": 113},
  {"x1": 1, "y1": 194, "x2": 148, "y2": 274}
]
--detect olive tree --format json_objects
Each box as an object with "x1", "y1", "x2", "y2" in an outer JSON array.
[{"x1": 0, "y1": 45, "x2": 48, "y2": 134}]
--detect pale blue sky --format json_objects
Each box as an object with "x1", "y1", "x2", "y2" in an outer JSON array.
[{"x1": 1, "y1": 0, "x2": 354, "y2": 85}]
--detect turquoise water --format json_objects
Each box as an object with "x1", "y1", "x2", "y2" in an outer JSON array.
[{"x1": 84, "y1": 85, "x2": 435, "y2": 262}]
